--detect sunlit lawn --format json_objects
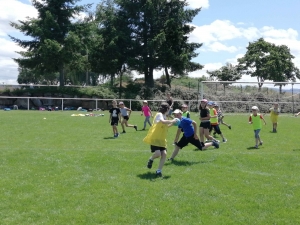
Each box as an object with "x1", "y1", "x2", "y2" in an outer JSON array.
[{"x1": 0, "y1": 110, "x2": 299, "y2": 224}]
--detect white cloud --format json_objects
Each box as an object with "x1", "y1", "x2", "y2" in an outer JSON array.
[
  {"x1": 261, "y1": 26, "x2": 298, "y2": 40},
  {"x1": 206, "y1": 42, "x2": 238, "y2": 53},
  {"x1": 0, "y1": 0, "x2": 36, "y2": 83},
  {"x1": 190, "y1": 20, "x2": 243, "y2": 44},
  {"x1": 187, "y1": 0, "x2": 209, "y2": 9},
  {"x1": 0, "y1": 0, "x2": 37, "y2": 35}
]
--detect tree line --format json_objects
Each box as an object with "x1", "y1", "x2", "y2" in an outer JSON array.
[
  {"x1": 10, "y1": 0, "x2": 299, "y2": 92},
  {"x1": 10, "y1": 0, "x2": 203, "y2": 87}
]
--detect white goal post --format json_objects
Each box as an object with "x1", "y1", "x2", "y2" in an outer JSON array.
[{"x1": 199, "y1": 81, "x2": 300, "y2": 114}]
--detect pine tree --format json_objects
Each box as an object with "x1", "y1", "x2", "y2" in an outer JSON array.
[{"x1": 10, "y1": 0, "x2": 90, "y2": 86}]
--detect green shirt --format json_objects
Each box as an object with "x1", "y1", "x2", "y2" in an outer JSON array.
[{"x1": 251, "y1": 114, "x2": 262, "y2": 130}]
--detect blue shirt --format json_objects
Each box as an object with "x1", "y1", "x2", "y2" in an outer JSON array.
[{"x1": 178, "y1": 117, "x2": 194, "y2": 137}]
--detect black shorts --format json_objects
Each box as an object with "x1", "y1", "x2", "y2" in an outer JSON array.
[
  {"x1": 111, "y1": 118, "x2": 119, "y2": 126},
  {"x1": 176, "y1": 134, "x2": 202, "y2": 150},
  {"x1": 123, "y1": 115, "x2": 129, "y2": 121},
  {"x1": 150, "y1": 145, "x2": 167, "y2": 153},
  {"x1": 200, "y1": 121, "x2": 211, "y2": 129},
  {"x1": 209, "y1": 124, "x2": 222, "y2": 134}
]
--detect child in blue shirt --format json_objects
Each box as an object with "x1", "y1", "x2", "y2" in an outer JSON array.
[{"x1": 168, "y1": 109, "x2": 219, "y2": 161}]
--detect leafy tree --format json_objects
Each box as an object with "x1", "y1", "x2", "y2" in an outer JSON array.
[
  {"x1": 158, "y1": 0, "x2": 203, "y2": 87},
  {"x1": 90, "y1": 0, "x2": 131, "y2": 94},
  {"x1": 10, "y1": 0, "x2": 90, "y2": 86},
  {"x1": 237, "y1": 38, "x2": 300, "y2": 92},
  {"x1": 266, "y1": 44, "x2": 300, "y2": 93},
  {"x1": 207, "y1": 63, "x2": 241, "y2": 91},
  {"x1": 17, "y1": 67, "x2": 59, "y2": 85},
  {"x1": 115, "y1": 0, "x2": 202, "y2": 88}
]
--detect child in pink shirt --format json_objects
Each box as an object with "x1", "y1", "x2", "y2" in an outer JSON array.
[{"x1": 141, "y1": 100, "x2": 152, "y2": 130}]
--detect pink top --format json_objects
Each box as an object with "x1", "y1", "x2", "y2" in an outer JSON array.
[{"x1": 142, "y1": 105, "x2": 151, "y2": 117}]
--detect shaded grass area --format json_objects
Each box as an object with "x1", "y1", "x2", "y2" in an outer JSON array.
[{"x1": 0, "y1": 111, "x2": 300, "y2": 224}]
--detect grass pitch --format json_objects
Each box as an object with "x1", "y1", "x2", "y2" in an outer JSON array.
[{"x1": 0, "y1": 110, "x2": 300, "y2": 224}]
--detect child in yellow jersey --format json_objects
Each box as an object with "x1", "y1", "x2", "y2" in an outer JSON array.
[
  {"x1": 249, "y1": 106, "x2": 267, "y2": 149},
  {"x1": 268, "y1": 103, "x2": 280, "y2": 133},
  {"x1": 143, "y1": 102, "x2": 177, "y2": 177}
]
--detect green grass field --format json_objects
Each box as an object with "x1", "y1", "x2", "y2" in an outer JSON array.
[{"x1": 1, "y1": 110, "x2": 300, "y2": 224}]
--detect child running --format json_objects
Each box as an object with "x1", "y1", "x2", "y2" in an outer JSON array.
[
  {"x1": 208, "y1": 102, "x2": 227, "y2": 143},
  {"x1": 119, "y1": 102, "x2": 137, "y2": 133},
  {"x1": 268, "y1": 103, "x2": 280, "y2": 133},
  {"x1": 109, "y1": 100, "x2": 121, "y2": 138},
  {"x1": 215, "y1": 104, "x2": 231, "y2": 130},
  {"x1": 249, "y1": 106, "x2": 267, "y2": 149},
  {"x1": 141, "y1": 100, "x2": 152, "y2": 130},
  {"x1": 168, "y1": 109, "x2": 219, "y2": 161},
  {"x1": 199, "y1": 99, "x2": 217, "y2": 147},
  {"x1": 143, "y1": 102, "x2": 177, "y2": 177}
]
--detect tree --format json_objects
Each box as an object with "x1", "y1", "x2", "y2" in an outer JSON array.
[
  {"x1": 266, "y1": 44, "x2": 300, "y2": 93},
  {"x1": 115, "y1": 0, "x2": 203, "y2": 88},
  {"x1": 207, "y1": 63, "x2": 241, "y2": 91},
  {"x1": 90, "y1": 0, "x2": 131, "y2": 91},
  {"x1": 10, "y1": 0, "x2": 90, "y2": 86},
  {"x1": 158, "y1": 0, "x2": 203, "y2": 87},
  {"x1": 237, "y1": 38, "x2": 300, "y2": 92}
]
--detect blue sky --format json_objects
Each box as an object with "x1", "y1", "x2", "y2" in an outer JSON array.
[{"x1": 1, "y1": 0, "x2": 300, "y2": 89}]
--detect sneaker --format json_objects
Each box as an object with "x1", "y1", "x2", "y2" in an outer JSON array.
[
  {"x1": 223, "y1": 139, "x2": 227, "y2": 143},
  {"x1": 147, "y1": 159, "x2": 153, "y2": 169},
  {"x1": 116, "y1": 133, "x2": 119, "y2": 137},
  {"x1": 122, "y1": 131, "x2": 126, "y2": 133},
  {"x1": 113, "y1": 134, "x2": 117, "y2": 138},
  {"x1": 168, "y1": 158, "x2": 173, "y2": 161},
  {"x1": 228, "y1": 125, "x2": 231, "y2": 130},
  {"x1": 212, "y1": 140, "x2": 219, "y2": 149},
  {"x1": 259, "y1": 141, "x2": 263, "y2": 145},
  {"x1": 255, "y1": 145, "x2": 258, "y2": 149},
  {"x1": 134, "y1": 125, "x2": 137, "y2": 131},
  {"x1": 156, "y1": 171, "x2": 163, "y2": 177}
]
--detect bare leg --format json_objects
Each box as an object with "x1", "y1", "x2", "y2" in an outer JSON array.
[
  {"x1": 157, "y1": 150, "x2": 167, "y2": 171},
  {"x1": 169, "y1": 145, "x2": 180, "y2": 160}
]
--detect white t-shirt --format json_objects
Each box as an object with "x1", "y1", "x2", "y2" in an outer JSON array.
[{"x1": 154, "y1": 112, "x2": 166, "y2": 124}]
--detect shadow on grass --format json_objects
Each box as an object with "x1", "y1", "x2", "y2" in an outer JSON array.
[
  {"x1": 165, "y1": 159, "x2": 213, "y2": 167},
  {"x1": 247, "y1": 146, "x2": 259, "y2": 150},
  {"x1": 137, "y1": 172, "x2": 171, "y2": 181},
  {"x1": 103, "y1": 137, "x2": 115, "y2": 139},
  {"x1": 292, "y1": 149, "x2": 300, "y2": 151}
]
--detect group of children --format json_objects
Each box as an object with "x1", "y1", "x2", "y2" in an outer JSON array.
[
  {"x1": 109, "y1": 98, "x2": 282, "y2": 177},
  {"x1": 143, "y1": 100, "x2": 227, "y2": 177},
  {"x1": 108, "y1": 100, "x2": 138, "y2": 138}
]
